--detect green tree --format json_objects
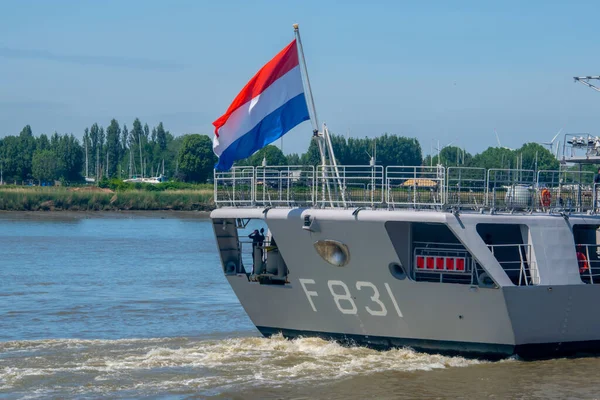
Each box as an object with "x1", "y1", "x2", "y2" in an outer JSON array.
[
  {"x1": 427, "y1": 146, "x2": 472, "y2": 167},
  {"x1": 37, "y1": 134, "x2": 50, "y2": 151},
  {"x1": 301, "y1": 137, "x2": 322, "y2": 165},
  {"x1": 376, "y1": 134, "x2": 422, "y2": 167},
  {"x1": 286, "y1": 153, "x2": 302, "y2": 165},
  {"x1": 51, "y1": 133, "x2": 83, "y2": 181},
  {"x1": 17, "y1": 125, "x2": 36, "y2": 180},
  {"x1": 143, "y1": 123, "x2": 150, "y2": 141},
  {"x1": 470, "y1": 147, "x2": 515, "y2": 170},
  {"x1": 516, "y1": 142, "x2": 559, "y2": 171},
  {"x1": 177, "y1": 134, "x2": 216, "y2": 182},
  {"x1": 89, "y1": 123, "x2": 101, "y2": 177},
  {"x1": 121, "y1": 124, "x2": 129, "y2": 154},
  {"x1": 131, "y1": 118, "x2": 144, "y2": 176},
  {"x1": 246, "y1": 145, "x2": 287, "y2": 166},
  {"x1": 32, "y1": 150, "x2": 59, "y2": 183},
  {"x1": 106, "y1": 119, "x2": 121, "y2": 177},
  {"x1": 0, "y1": 136, "x2": 20, "y2": 182},
  {"x1": 156, "y1": 122, "x2": 168, "y2": 150}
]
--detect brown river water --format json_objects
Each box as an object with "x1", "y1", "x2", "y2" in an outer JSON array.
[{"x1": 1, "y1": 212, "x2": 599, "y2": 399}]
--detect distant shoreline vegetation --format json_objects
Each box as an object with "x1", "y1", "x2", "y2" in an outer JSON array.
[
  {"x1": 0, "y1": 120, "x2": 586, "y2": 212},
  {"x1": 0, "y1": 184, "x2": 214, "y2": 211}
]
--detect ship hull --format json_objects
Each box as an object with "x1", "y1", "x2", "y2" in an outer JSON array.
[{"x1": 213, "y1": 208, "x2": 600, "y2": 360}]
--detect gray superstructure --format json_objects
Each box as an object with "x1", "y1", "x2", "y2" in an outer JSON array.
[{"x1": 211, "y1": 156, "x2": 600, "y2": 359}]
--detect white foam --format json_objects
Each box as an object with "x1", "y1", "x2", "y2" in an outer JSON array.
[{"x1": 0, "y1": 335, "x2": 486, "y2": 395}]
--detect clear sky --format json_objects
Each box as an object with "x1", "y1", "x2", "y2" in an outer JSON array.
[{"x1": 1, "y1": 0, "x2": 600, "y2": 156}]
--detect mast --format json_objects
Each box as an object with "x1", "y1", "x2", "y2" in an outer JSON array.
[
  {"x1": 294, "y1": 24, "x2": 343, "y2": 206},
  {"x1": 85, "y1": 136, "x2": 89, "y2": 178},
  {"x1": 129, "y1": 148, "x2": 133, "y2": 178},
  {"x1": 139, "y1": 132, "x2": 144, "y2": 179},
  {"x1": 293, "y1": 24, "x2": 319, "y2": 132},
  {"x1": 96, "y1": 144, "x2": 99, "y2": 183}
]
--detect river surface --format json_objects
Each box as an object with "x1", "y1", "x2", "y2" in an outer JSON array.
[{"x1": 1, "y1": 212, "x2": 600, "y2": 399}]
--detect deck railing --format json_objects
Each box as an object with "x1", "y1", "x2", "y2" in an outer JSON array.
[
  {"x1": 488, "y1": 244, "x2": 537, "y2": 286},
  {"x1": 387, "y1": 166, "x2": 445, "y2": 209},
  {"x1": 536, "y1": 170, "x2": 594, "y2": 212},
  {"x1": 486, "y1": 169, "x2": 536, "y2": 211},
  {"x1": 446, "y1": 167, "x2": 487, "y2": 209},
  {"x1": 214, "y1": 165, "x2": 600, "y2": 213},
  {"x1": 255, "y1": 166, "x2": 315, "y2": 207},
  {"x1": 576, "y1": 244, "x2": 600, "y2": 285},
  {"x1": 214, "y1": 167, "x2": 255, "y2": 207},
  {"x1": 316, "y1": 165, "x2": 384, "y2": 208}
]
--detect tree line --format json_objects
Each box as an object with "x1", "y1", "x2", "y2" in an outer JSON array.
[
  {"x1": 239, "y1": 133, "x2": 561, "y2": 173},
  {"x1": 0, "y1": 123, "x2": 566, "y2": 185},
  {"x1": 0, "y1": 122, "x2": 215, "y2": 185}
]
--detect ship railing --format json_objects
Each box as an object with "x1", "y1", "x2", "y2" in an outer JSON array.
[
  {"x1": 386, "y1": 166, "x2": 445, "y2": 209},
  {"x1": 255, "y1": 166, "x2": 315, "y2": 207},
  {"x1": 316, "y1": 165, "x2": 384, "y2": 208},
  {"x1": 213, "y1": 165, "x2": 600, "y2": 215},
  {"x1": 486, "y1": 169, "x2": 536, "y2": 211},
  {"x1": 446, "y1": 167, "x2": 487, "y2": 210},
  {"x1": 576, "y1": 244, "x2": 600, "y2": 284},
  {"x1": 536, "y1": 170, "x2": 595, "y2": 212},
  {"x1": 488, "y1": 244, "x2": 536, "y2": 286},
  {"x1": 214, "y1": 167, "x2": 255, "y2": 207}
]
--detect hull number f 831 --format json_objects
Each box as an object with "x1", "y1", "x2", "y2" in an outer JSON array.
[{"x1": 299, "y1": 279, "x2": 404, "y2": 318}]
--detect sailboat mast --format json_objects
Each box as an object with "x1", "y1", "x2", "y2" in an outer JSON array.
[
  {"x1": 85, "y1": 136, "x2": 89, "y2": 178},
  {"x1": 129, "y1": 148, "x2": 133, "y2": 179},
  {"x1": 139, "y1": 132, "x2": 144, "y2": 179}
]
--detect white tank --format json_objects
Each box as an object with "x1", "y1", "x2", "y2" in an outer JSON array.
[{"x1": 505, "y1": 185, "x2": 532, "y2": 208}]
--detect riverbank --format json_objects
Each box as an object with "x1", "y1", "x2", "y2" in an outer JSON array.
[
  {"x1": 0, "y1": 210, "x2": 211, "y2": 220},
  {"x1": 0, "y1": 187, "x2": 215, "y2": 212}
]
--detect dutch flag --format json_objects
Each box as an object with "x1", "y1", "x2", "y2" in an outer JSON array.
[{"x1": 212, "y1": 39, "x2": 310, "y2": 171}]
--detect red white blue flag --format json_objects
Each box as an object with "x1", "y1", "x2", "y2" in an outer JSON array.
[{"x1": 212, "y1": 40, "x2": 310, "y2": 170}]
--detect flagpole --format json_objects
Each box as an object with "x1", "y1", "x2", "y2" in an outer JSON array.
[
  {"x1": 292, "y1": 24, "x2": 346, "y2": 207},
  {"x1": 293, "y1": 24, "x2": 319, "y2": 132}
]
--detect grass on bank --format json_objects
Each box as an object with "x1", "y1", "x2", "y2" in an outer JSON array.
[{"x1": 0, "y1": 186, "x2": 215, "y2": 211}]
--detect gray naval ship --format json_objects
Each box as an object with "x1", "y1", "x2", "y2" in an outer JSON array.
[
  {"x1": 209, "y1": 27, "x2": 600, "y2": 358},
  {"x1": 211, "y1": 129, "x2": 600, "y2": 360}
]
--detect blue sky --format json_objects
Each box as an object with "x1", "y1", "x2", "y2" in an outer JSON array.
[{"x1": 1, "y1": 0, "x2": 600, "y2": 156}]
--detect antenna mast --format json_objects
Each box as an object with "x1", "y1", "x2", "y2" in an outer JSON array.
[{"x1": 574, "y1": 76, "x2": 600, "y2": 92}]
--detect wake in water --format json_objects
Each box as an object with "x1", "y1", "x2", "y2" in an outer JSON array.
[{"x1": 0, "y1": 335, "x2": 484, "y2": 398}]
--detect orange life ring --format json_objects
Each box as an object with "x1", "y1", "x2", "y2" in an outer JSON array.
[
  {"x1": 541, "y1": 188, "x2": 552, "y2": 207},
  {"x1": 577, "y1": 251, "x2": 589, "y2": 273}
]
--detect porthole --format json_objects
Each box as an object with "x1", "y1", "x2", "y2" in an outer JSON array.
[
  {"x1": 388, "y1": 262, "x2": 406, "y2": 280},
  {"x1": 314, "y1": 240, "x2": 350, "y2": 267}
]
